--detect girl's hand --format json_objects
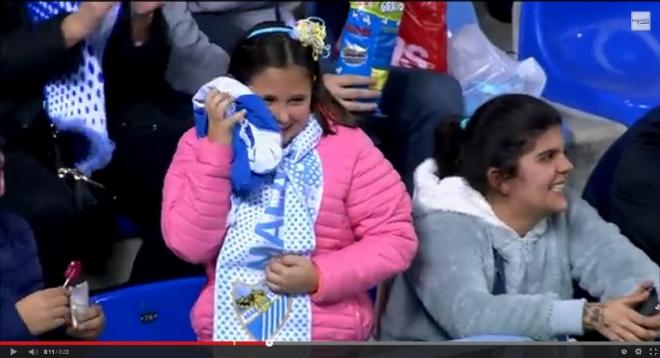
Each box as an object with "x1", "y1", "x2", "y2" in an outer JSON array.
[
  {"x1": 265, "y1": 255, "x2": 319, "y2": 295},
  {"x1": 205, "y1": 90, "x2": 246, "y2": 145},
  {"x1": 62, "y1": 2, "x2": 118, "y2": 48}
]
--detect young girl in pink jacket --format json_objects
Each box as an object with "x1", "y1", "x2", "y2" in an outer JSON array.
[{"x1": 160, "y1": 19, "x2": 418, "y2": 342}]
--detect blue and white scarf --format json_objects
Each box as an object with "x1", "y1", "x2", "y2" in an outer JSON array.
[
  {"x1": 213, "y1": 117, "x2": 323, "y2": 342},
  {"x1": 26, "y1": 1, "x2": 119, "y2": 175},
  {"x1": 193, "y1": 77, "x2": 283, "y2": 198}
]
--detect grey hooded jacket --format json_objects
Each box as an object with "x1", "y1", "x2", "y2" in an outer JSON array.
[{"x1": 378, "y1": 159, "x2": 660, "y2": 341}]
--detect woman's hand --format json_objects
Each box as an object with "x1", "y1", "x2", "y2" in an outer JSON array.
[
  {"x1": 61, "y1": 1, "x2": 118, "y2": 48},
  {"x1": 322, "y1": 74, "x2": 381, "y2": 112},
  {"x1": 584, "y1": 282, "x2": 660, "y2": 341},
  {"x1": 130, "y1": 1, "x2": 164, "y2": 17},
  {"x1": 205, "y1": 90, "x2": 246, "y2": 145}
]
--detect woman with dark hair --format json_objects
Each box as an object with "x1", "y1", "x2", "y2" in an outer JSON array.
[
  {"x1": 379, "y1": 94, "x2": 660, "y2": 342},
  {"x1": 161, "y1": 20, "x2": 417, "y2": 341}
]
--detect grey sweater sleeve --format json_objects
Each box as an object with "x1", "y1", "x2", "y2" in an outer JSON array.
[
  {"x1": 567, "y1": 197, "x2": 660, "y2": 300},
  {"x1": 162, "y1": 2, "x2": 230, "y2": 95},
  {"x1": 410, "y1": 211, "x2": 585, "y2": 340}
]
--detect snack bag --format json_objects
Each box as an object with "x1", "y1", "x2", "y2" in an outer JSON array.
[
  {"x1": 391, "y1": 2, "x2": 448, "y2": 72},
  {"x1": 336, "y1": 2, "x2": 404, "y2": 92}
]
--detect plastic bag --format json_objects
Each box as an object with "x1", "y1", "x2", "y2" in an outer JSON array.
[
  {"x1": 390, "y1": 2, "x2": 447, "y2": 72},
  {"x1": 336, "y1": 1, "x2": 404, "y2": 92},
  {"x1": 69, "y1": 281, "x2": 90, "y2": 328},
  {"x1": 448, "y1": 24, "x2": 547, "y2": 115}
]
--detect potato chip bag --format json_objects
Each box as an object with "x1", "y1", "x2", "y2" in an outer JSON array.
[{"x1": 336, "y1": 2, "x2": 404, "y2": 93}]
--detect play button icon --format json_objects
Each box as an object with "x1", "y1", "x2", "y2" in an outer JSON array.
[{"x1": 10, "y1": 348, "x2": 17, "y2": 356}]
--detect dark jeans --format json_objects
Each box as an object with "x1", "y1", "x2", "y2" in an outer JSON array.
[
  {"x1": 583, "y1": 106, "x2": 660, "y2": 265},
  {"x1": 369, "y1": 67, "x2": 464, "y2": 193},
  {"x1": 99, "y1": 94, "x2": 205, "y2": 285}
]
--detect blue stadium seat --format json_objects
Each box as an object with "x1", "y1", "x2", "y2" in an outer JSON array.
[
  {"x1": 93, "y1": 277, "x2": 206, "y2": 341},
  {"x1": 518, "y1": 2, "x2": 660, "y2": 126},
  {"x1": 93, "y1": 276, "x2": 381, "y2": 340}
]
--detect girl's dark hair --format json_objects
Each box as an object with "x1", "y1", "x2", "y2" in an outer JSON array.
[
  {"x1": 436, "y1": 94, "x2": 563, "y2": 195},
  {"x1": 228, "y1": 21, "x2": 356, "y2": 135}
]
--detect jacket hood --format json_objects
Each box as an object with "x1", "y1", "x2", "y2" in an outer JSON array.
[{"x1": 412, "y1": 159, "x2": 547, "y2": 236}]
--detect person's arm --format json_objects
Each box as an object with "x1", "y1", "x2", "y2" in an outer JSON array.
[
  {"x1": 161, "y1": 128, "x2": 233, "y2": 264},
  {"x1": 568, "y1": 195, "x2": 660, "y2": 301},
  {"x1": 0, "y1": 2, "x2": 116, "y2": 86},
  {"x1": 0, "y1": 15, "x2": 80, "y2": 87},
  {"x1": 0, "y1": 306, "x2": 33, "y2": 340},
  {"x1": 160, "y1": 2, "x2": 230, "y2": 95},
  {"x1": 310, "y1": 130, "x2": 418, "y2": 304},
  {"x1": 408, "y1": 211, "x2": 586, "y2": 340},
  {"x1": 0, "y1": 216, "x2": 44, "y2": 340}
]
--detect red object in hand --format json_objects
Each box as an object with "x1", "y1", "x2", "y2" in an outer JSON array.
[
  {"x1": 63, "y1": 260, "x2": 82, "y2": 287},
  {"x1": 391, "y1": 1, "x2": 448, "y2": 72}
]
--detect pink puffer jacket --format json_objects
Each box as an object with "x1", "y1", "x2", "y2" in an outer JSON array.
[{"x1": 161, "y1": 125, "x2": 418, "y2": 341}]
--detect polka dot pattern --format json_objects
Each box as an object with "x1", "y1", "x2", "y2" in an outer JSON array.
[
  {"x1": 25, "y1": 1, "x2": 118, "y2": 173},
  {"x1": 214, "y1": 118, "x2": 324, "y2": 342}
]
